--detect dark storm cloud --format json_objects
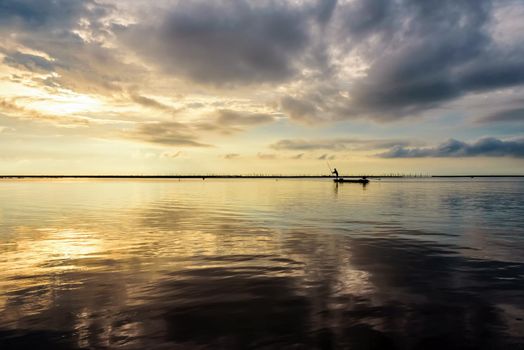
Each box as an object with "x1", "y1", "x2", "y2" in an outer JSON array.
[
  {"x1": 377, "y1": 138, "x2": 524, "y2": 158},
  {"x1": 279, "y1": 0, "x2": 524, "y2": 122},
  {"x1": 458, "y1": 56, "x2": 524, "y2": 92},
  {"x1": 315, "y1": 0, "x2": 338, "y2": 24},
  {"x1": 119, "y1": 0, "x2": 319, "y2": 85},
  {"x1": 344, "y1": 0, "x2": 524, "y2": 119},
  {"x1": 340, "y1": 0, "x2": 394, "y2": 39},
  {"x1": 0, "y1": 0, "x2": 100, "y2": 29},
  {"x1": 479, "y1": 107, "x2": 524, "y2": 123}
]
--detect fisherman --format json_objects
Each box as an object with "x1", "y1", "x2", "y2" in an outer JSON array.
[{"x1": 332, "y1": 168, "x2": 339, "y2": 178}]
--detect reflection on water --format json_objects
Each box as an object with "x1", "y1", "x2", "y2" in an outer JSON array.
[{"x1": 1, "y1": 179, "x2": 523, "y2": 349}]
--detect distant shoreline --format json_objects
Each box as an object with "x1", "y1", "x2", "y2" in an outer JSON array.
[{"x1": 0, "y1": 175, "x2": 523, "y2": 179}]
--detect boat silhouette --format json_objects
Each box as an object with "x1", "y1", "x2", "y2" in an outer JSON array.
[{"x1": 333, "y1": 178, "x2": 369, "y2": 184}]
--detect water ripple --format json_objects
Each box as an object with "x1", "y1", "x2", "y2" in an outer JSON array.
[{"x1": 0, "y1": 178, "x2": 523, "y2": 348}]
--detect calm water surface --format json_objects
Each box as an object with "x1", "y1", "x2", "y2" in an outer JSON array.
[{"x1": 0, "y1": 178, "x2": 523, "y2": 349}]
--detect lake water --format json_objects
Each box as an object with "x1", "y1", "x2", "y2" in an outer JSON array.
[{"x1": 0, "y1": 178, "x2": 523, "y2": 349}]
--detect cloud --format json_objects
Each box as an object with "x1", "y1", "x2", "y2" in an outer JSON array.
[
  {"x1": 479, "y1": 107, "x2": 524, "y2": 123},
  {"x1": 0, "y1": 125, "x2": 11, "y2": 133},
  {"x1": 280, "y1": 96, "x2": 321, "y2": 124},
  {"x1": 30, "y1": 39, "x2": 143, "y2": 96},
  {"x1": 377, "y1": 138, "x2": 524, "y2": 158},
  {"x1": 317, "y1": 154, "x2": 335, "y2": 160},
  {"x1": 271, "y1": 138, "x2": 421, "y2": 151},
  {"x1": 343, "y1": 0, "x2": 494, "y2": 117},
  {"x1": 0, "y1": 0, "x2": 145, "y2": 98},
  {"x1": 2, "y1": 0, "x2": 524, "y2": 148},
  {"x1": 0, "y1": 98, "x2": 89, "y2": 127},
  {"x1": 340, "y1": 0, "x2": 393, "y2": 40},
  {"x1": 224, "y1": 153, "x2": 240, "y2": 160},
  {"x1": 216, "y1": 109, "x2": 275, "y2": 126},
  {"x1": 124, "y1": 121, "x2": 210, "y2": 147},
  {"x1": 2, "y1": 51, "x2": 56, "y2": 73},
  {"x1": 315, "y1": 0, "x2": 338, "y2": 24},
  {"x1": 193, "y1": 109, "x2": 276, "y2": 135},
  {"x1": 119, "y1": 0, "x2": 319, "y2": 85},
  {"x1": 0, "y1": 0, "x2": 106, "y2": 30},
  {"x1": 278, "y1": 0, "x2": 524, "y2": 123},
  {"x1": 161, "y1": 151, "x2": 182, "y2": 159},
  {"x1": 129, "y1": 93, "x2": 180, "y2": 115},
  {"x1": 257, "y1": 153, "x2": 277, "y2": 160}
]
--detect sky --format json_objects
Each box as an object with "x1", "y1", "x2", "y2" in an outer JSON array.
[{"x1": 0, "y1": 0, "x2": 523, "y2": 175}]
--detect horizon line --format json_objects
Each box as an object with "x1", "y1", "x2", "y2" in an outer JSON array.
[{"x1": 1, "y1": 175, "x2": 523, "y2": 179}]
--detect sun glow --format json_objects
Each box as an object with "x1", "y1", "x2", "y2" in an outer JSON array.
[{"x1": 27, "y1": 93, "x2": 103, "y2": 116}]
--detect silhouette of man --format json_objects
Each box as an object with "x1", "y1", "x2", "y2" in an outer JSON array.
[{"x1": 332, "y1": 168, "x2": 339, "y2": 178}]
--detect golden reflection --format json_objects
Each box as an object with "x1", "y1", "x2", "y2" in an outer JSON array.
[
  {"x1": 4, "y1": 228, "x2": 103, "y2": 273},
  {"x1": 0, "y1": 228, "x2": 104, "y2": 319}
]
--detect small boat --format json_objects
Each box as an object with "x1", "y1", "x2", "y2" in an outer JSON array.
[{"x1": 333, "y1": 178, "x2": 369, "y2": 184}]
